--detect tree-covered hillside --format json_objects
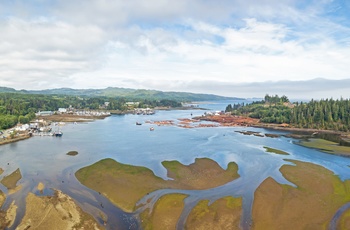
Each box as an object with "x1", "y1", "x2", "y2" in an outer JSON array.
[
  {"x1": 0, "y1": 87, "x2": 241, "y2": 102},
  {"x1": 226, "y1": 94, "x2": 350, "y2": 132},
  {"x1": 0, "y1": 93, "x2": 182, "y2": 130}
]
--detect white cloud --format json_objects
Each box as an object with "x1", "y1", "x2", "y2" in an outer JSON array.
[
  {"x1": 0, "y1": 0, "x2": 350, "y2": 98},
  {"x1": 0, "y1": 17, "x2": 107, "y2": 89}
]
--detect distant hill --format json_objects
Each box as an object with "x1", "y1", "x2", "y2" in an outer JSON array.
[
  {"x1": 0, "y1": 87, "x2": 242, "y2": 101},
  {"x1": 0, "y1": 87, "x2": 17, "y2": 93}
]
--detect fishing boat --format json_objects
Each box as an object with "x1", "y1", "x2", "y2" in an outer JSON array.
[{"x1": 136, "y1": 122, "x2": 142, "y2": 125}]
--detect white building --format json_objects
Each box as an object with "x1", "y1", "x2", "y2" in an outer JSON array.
[{"x1": 58, "y1": 108, "x2": 67, "y2": 113}]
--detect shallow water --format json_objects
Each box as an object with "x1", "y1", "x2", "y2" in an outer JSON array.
[{"x1": 1, "y1": 101, "x2": 350, "y2": 229}]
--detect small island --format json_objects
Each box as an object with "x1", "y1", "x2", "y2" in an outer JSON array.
[{"x1": 66, "y1": 151, "x2": 79, "y2": 156}]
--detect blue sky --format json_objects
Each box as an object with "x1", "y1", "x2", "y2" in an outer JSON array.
[{"x1": 0, "y1": 0, "x2": 350, "y2": 99}]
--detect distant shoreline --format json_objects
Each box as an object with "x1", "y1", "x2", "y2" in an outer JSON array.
[{"x1": 197, "y1": 114, "x2": 349, "y2": 136}]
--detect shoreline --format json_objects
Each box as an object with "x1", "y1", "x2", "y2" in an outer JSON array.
[
  {"x1": 0, "y1": 134, "x2": 31, "y2": 146},
  {"x1": 197, "y1": 114, "x2": 349, "y2": 136},
  {"x1": 0, "y1": 114, "x2": 110, "y2": 146},
  {"x1": 1, "y1": 112, "x2": 349, "y2": 148}
]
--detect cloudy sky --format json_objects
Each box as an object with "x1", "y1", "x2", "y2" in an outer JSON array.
[{"x1": 1, "y1": 0, "x2": 350, "y2": 99}]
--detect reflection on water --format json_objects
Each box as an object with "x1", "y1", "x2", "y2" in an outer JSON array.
[{"x1": 1, "y1": 101, "x2": 350, "y2": 229}]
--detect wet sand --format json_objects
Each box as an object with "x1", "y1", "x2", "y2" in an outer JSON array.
[{"x1": 252, "y1": 160, "x2": 350, "y2": 230}]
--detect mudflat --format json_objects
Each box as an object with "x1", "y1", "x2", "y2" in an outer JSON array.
[{"x1": 252, "y1": 160, "x2": 350, "y2": 229}]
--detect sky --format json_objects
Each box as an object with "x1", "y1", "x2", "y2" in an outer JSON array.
[{"x1": 0, "y1": 0, "x2": 350, "y2": 99}]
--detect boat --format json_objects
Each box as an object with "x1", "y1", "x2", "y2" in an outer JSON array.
[
  {"x1": 150, "y1": 127, "x2": 154, "y2": 131},
  {"x1": 53, "y1": 131, "x2": 63, "y2": 137},
  {"x1": 136, "y1": 122, "x2": 142, "y2": 125}
]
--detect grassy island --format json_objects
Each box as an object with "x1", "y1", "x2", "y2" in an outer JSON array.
[
  {"x1": 186, "y1": 196, "x2": 242, "y2": 229},
  {"x1": 263, "y1": 146, "x2": 289, "y2": 155},
  {"x1": 337, "y1": 208, "x2": 350, "y2": 229},
  {"x1": 75, "y1": 158, "x2": 239, "y2": 213},
  {"x1": 1, "y1": 168, "x2": 22, "y2": 190},
  {"x1": 298, "y1": 138, "x2": 350, "y2": 156},
  {"x1": 140, "y1": 193, "x2": 187, "y2": 230},
  {"x1": 252, "y1": 160, "x2": 350, "y2": 229}
]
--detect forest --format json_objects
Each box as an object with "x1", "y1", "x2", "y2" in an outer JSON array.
[
  {"x1": 0, "y1": 93, "x2": 182, "y2": 130},
  {"x1": 225, "y1": 94, "x2": 350, "y2": 132}
]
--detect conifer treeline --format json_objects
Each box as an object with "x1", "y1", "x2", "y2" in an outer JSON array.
[
  {"x1": 0, "y1": 93, "x2": 181, "y2": 130},
  {"x1": 226, "y1": 94, "x2": 350, "y2": 132}
]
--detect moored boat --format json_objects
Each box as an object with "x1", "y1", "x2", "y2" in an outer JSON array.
[{"x1": 53, "y1": 131, "x2": 63, "y2": 137}]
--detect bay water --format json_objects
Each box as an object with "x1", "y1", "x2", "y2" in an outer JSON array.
[{"x1": 1, "y1": 100, "x2": 350, "y2": 229}]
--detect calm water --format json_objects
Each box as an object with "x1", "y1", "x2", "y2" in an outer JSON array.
[{"x1": 1, "y1": 100, "x2": 350, "y2": 229}]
